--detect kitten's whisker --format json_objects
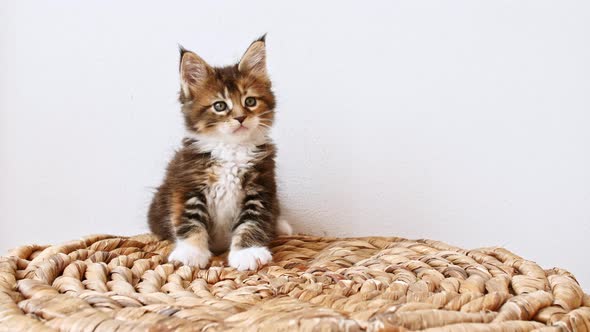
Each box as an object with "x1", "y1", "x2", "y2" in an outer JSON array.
[
  {"x1": 257, "y1": 123, "x2": 272, "y2": 130},
  {"x1": 256, "y1": 111, "x2": 273, "y2": 117},
  {"x1": 258, "y1": 120, "x2": 273, "y2": 126}
]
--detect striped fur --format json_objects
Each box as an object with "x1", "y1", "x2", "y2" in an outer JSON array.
[{"x1": 148, "y1": 36, "x2": 288, "y2": 270}]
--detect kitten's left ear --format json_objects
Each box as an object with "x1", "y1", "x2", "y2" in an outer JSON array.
[{"x1": 238, "y1": 35, "x2": 267, "y2": 76}]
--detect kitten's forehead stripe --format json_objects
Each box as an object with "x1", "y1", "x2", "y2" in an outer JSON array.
[
  {"x1": 225, "y1": 98, "x2": 234, "y2": 111},
  {"x1": 186, "y1": 197, "x2": 198, "y2": 205}
]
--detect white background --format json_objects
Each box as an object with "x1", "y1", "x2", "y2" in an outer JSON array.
[{"x1": 1, "y1": 1, "x2": 588, "y2": 290}]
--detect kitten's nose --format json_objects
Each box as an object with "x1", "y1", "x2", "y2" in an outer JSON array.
[{"x1": 234, "y1": 116, "x2": 247, "y2": 124}]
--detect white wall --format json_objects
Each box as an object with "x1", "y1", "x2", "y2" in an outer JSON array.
[{"x1": 1, "y1": 1, "x2": 588, "y2": 290}]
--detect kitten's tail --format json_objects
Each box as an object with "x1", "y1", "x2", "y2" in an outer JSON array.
[{"x1": 276, "y1": 218, "x2": 293, "y2": 236}]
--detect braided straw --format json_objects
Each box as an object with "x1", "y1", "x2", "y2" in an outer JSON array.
[{"x1": 1, "y1": 234, "x2": 588, "y2": 331}]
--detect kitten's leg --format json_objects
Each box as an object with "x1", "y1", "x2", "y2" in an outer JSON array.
[
  {"x1": 168, "y1": 191, "x2": 212, "y2": 268},
  {"x1": 228, "y1": 192, "x2": 274, "y2": 271}
]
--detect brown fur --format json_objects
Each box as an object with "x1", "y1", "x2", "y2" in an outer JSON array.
[{"x1": 148, "y1": 36, "x2": 280, "y2": 262}]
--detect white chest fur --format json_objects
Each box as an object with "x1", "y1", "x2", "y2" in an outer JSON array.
[{"x1": 203, "y1": 143, "x2": 259, "y2": 253}]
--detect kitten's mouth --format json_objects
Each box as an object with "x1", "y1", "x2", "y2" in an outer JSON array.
[{"x1": 233, "y1": 125, "x2": 249, "y2": 133}]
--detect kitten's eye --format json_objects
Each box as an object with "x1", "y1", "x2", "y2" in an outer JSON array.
[
  {"x1": 244, "y1": 97, "x2": 257, "y2": 107},
  {"x1": 213, "y1": 101, "x2": 227, "y2": 112}
]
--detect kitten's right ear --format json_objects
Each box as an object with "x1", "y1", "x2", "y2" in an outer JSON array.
[
  {"x1": 238, "y1": 35, "x2": 267, "y2": 77},
  {"x1": 179, "y1": 46, "x2": 212, "y2": 99}
]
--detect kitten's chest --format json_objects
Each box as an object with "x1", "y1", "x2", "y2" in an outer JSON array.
[
  {"x1": 207, "y1": 160, "x2": 247, "y2": 220},
  {"x1": 204, "y1": 144, "x2": 257, "y2": 251}
]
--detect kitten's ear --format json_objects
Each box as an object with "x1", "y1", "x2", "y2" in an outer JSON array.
[
  {"x1": 179, "y1": 46, "x2": 212, "y2": 98},
  {"x1": 238, "y1": 35, "x2": 267, "y2": 76}
]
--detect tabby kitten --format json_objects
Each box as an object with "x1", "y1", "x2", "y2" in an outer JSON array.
[{"x1": 148, "y1": 36, "x2": 292, "y2": 271}]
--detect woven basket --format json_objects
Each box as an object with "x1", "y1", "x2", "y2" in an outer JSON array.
[{"x1": 1, "y1": 234, "x2": 588, "y2": 331}]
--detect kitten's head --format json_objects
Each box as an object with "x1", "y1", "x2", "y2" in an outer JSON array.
[{"x1": 178, "y1": 36, "x2": 275, "y2": 145}]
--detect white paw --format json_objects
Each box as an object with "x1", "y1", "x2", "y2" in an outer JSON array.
[
  {"x1": 228, "y1": 247, "x2": 272, "y2": 271},
  {"x1": 276, "y1": 218, "x2": 293, "y2": 235},
  {"x1": 168, "y1": 240, "x2": 212, "y2": 268}
]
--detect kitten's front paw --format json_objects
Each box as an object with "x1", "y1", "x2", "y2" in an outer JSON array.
[
  {"x1": 168, "y1": 241, "x2": 212, "y2": 268},
  {"x1": 228, "y1": 247, "x2": 272, "y2": 271}
]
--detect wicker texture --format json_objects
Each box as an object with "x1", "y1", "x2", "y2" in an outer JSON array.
[{"x1": 1, "y1": 234, "x2": 589, "y2": 331}]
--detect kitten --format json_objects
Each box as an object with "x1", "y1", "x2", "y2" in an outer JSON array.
[{"x1": 148, "y1": 36, "x2": 292, "y2": 271}]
